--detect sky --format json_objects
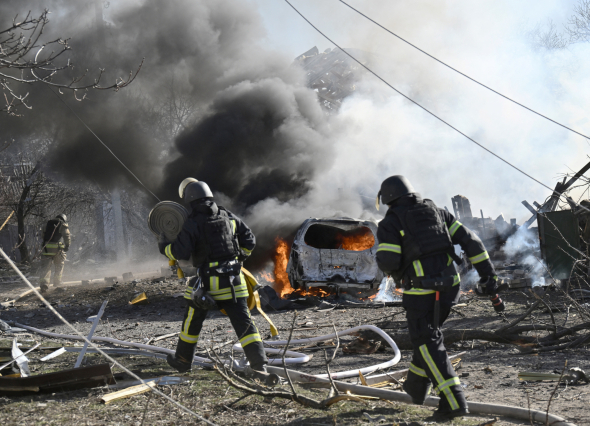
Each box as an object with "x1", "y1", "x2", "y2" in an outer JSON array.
[{"x1": 249, "y1": 0, "x2": 590, "y2": 223}]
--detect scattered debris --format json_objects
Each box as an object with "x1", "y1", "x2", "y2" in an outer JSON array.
[
  {"x1": 10, "y1": 339, "x2": 31, "y2": 377},
  {"x1": 0, "y1": 364, "x2": 114, "y2": 394},
  {"x1": 129, "y1": 292, "x2": 148, "y2": 305},
  {"x1": 342, "y1": 337, "x2": 381, "y2": 354},
  {"x1": 40, "y1": 347, "x2": 66, "y2": 362},
  {"x1": 122, "y1": 272, "x2": 134, "y2": 281},
  {"x1": 101, "y1": 381, "x2": 156, "y2": 404},
  {"x1": 75, "y1": 300, "x2": 108, "y2": 368},
  {"x1": 518, "y1": 368, "x2": 589, "y2": 385}
]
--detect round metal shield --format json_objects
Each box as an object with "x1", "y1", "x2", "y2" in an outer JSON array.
[{"x1": 147, "y1": 201, "x2": 189, "y2": 241}]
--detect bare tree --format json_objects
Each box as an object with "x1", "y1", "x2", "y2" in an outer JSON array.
[
  {"x1": 0, "y1": 9, "x2": 142, "y2": 116},
  {"x1": 566, "y1": 0, "x2": 590, "y2": 43},
  {"x1": 530, "y1": 20, "x2": 570, "y2": 50},
  {"x1": 0, "y1": 142, "x2": 96, "y2": 263}
]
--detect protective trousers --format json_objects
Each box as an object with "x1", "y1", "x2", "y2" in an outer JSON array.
[
  {"x1": 38, "y1": 251, "x2": 66, "y2": 286},
  {"x1": 402, "y1": 287, "x2": 467, "y2": 412},
  {"x1": 174, "y1": 296, "x2": 267, "y2": 370}
]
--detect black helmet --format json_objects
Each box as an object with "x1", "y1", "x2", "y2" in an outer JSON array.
[
  {"x1": 377, "y1": 175, "x2": 415, "y2": 207},
  {"x1": 184, "y1": 181, "x2": 213, "y2": 203},
  {"x1": 178, "y1": 177, "x2": 199, "y2": 199},
  {"x1": 56, "y1": 214, "x2": 67, "y2": 222}
]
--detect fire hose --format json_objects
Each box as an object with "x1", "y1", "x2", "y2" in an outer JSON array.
[{"x1": 16, "y1": 322, "x2": 575, "y2": 425}]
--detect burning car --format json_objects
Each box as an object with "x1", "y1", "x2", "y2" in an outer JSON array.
[{"x1": 286, "y1": 217, "x2": 384, "y2": 291}]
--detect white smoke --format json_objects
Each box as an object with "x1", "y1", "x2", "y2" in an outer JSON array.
[{"x1": 502, "y1": 226, "x2": 546, "y2": 286}]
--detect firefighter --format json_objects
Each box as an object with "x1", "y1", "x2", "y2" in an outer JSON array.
[
  {"x1": 375, "y1": 176, "x2": 498, "y2": 419},
  {"x1": 38, "y1": 214, "x2": 71, "y2": 293},
  {"x1": 159, "y1": 180, "x2": 267, "y2": 373}
]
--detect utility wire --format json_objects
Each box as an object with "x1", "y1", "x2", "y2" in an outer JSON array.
[
  {"x1": 338, "y1": 0, "x2": 590, "y2": 141},
  {"x1": 284, "y1": 0, "x2": 555, "y2": 194},
  {"x1": 0, "y1": 247, "x2": 216, "y2": 426},
  {"x1": 48, "y1": 86, "x2": 161, "y2": 202}
]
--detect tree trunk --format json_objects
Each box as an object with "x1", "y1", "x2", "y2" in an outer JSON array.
[{"x1": 16, "y1": 201, "x2": 29, "y2": 263}]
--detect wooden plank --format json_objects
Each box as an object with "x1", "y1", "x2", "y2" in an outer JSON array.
[
  {"x1": 0, "y1": 363, "x2": 115, "y2": 394},
  {"x1": 101, "y1": 381, "x2": 156, "y2": 404}
]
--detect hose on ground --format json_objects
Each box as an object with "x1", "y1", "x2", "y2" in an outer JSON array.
[{"x1": 267, "y1": 366, "x2": 576, "y2": 426}]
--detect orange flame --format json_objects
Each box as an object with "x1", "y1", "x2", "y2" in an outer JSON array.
[
  {"x1": 337, "y1": 229, "x2": 375, "y2": 251},
  {"x1": 273, "y1": 237, "x2": 293, "y2": 298}
]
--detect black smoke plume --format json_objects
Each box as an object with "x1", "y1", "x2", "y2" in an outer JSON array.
[{"x1": 0, "y1": 0, "x2": 335, "y2": 269}]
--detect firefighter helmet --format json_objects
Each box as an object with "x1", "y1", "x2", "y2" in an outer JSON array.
[
  {"x1": 378, "y1": 175, "x2": 415, "y2": 207},
  {"x1": 184, "y1": 181, "x2": 213, "y2": 203},
  {"x1": 178, "y1": 177, "x2": 199, "y2": 199},
  {"x1": 56, "y1": 214, "x2": 67, "y2": 222}
]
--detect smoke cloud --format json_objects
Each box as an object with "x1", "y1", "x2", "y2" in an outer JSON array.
[{"x1": 3, "y1": 1, "x2": 590, "y2": 272}]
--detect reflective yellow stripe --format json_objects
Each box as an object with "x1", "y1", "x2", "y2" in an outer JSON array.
[
  {"x1": 437, "y1": 377, "x2": 461, "y2": 392},
  {"x1": 447, "y1": 254, "x2": 453, "y2": 266},
  {"x1": 241, "y1": 247, "x2": 252, "y2": 255},
  {"x1": 208, "y1": 283, "x2": 247, "y2": 295},
  {"x1": 449, "y1": 221, "x2": 462, "y2": 237},
  {"x1": 403, "y1": 288, "x2": 436, "y2": 295},
  {"x1": 239, "y1": 333, "x2": 262, "y2": 348},
  {"x1": 453, "y1": 274, "x2": 460, "y2": 286},
  {"x1": 469, "y1": 251, "x2": 489, "y2": 264},
  {"x1": 413, "y1": 260, "x2": 424, "y2": 277},
  {"x1": 377, "y1": 243, "x2": 402, "y2": 254},
  {"x1": 409, "y1": 363, "x2": 428, "y2": 378},
  {"x1": 231, "y1": 220, "x2": 236, "y2": 234},
  {"x1": 164, "y1": 244, "x2": 176, "y2": 260},
  {"x1": 45, "y1": 243, "x2": 59, "y2": 248},
  {"x1": 183, "y1": 307, "x2": 195, "y2": 335},
  {"x1": 179, "y1": 332, "x2": 199, "y2": 344},
  {"x1": 420, "y1": 345, "x2": 460, "y2": 410},
  {"x1": 400, "y1": 230, "x2": 405, "y2": 237}
]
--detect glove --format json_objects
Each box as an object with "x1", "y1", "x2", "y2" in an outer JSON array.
[
  {"x1": 63, "y1": 246, "x2": 69, "y2": 252},
  {"x1": 158, "y1": 233, "x2": 170, "y2": 255},
  {"x1": 479, "y1": 276, "x2": 498, "y2": 295}
]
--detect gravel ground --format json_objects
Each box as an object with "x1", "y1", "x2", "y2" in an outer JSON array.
[{"x1": 0, "y1": 264, "x2": 588, "y2": 425}]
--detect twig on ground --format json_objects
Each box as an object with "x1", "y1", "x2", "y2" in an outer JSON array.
[{"x1": 546, "y1": 360, "x2": 567, "y2": 426}]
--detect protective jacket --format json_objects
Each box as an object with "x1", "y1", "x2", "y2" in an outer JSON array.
[
  {"x1": 161, "y1": 199, "x2": 266, "y2": 371},
  {"x1": 376, "y1": 194, "x2": 495, "y2": 295},
  {"x1": 162, "y1": 199, "x2": 256, "y2": 302},
  {"x1": 42, "y1": 218, "x2": 71, "y2": 256},
  {"x1": 376, "y1": 193, "x2": 495, "y2": 414}
]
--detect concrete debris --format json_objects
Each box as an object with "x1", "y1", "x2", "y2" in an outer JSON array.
[{"x1": 122, "y1": 272, "x2": 134, "y2": 281}]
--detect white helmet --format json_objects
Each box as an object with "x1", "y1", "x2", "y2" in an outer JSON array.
[{"x1": 178, "y1": 178, "x2": 199, "y2": 199}]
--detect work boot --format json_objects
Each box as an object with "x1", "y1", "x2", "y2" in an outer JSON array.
[
  {"x1": 166, "y1": 354, "x2": 192, "y2": 373},
  {"x1": 433, "y1": 395, "x2": 469, "y2": 420},
  {"x1": 433, "y1": 406, "x2": 469, "y2": 420},
  {"x1": 40, "y1": 283, "x2": 49, "y2": 294},
  {"x1": 245, "y1": 364, "x2": 279, "y2": 387}
]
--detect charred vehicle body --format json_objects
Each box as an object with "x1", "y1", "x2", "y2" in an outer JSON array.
[{"x1": 287, "y1": 218, "x2": 384, "y2": 291}]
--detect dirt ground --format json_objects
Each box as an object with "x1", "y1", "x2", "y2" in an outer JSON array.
[{"x1": 0, "y1": 265, "x2": 588, "y2": 426}]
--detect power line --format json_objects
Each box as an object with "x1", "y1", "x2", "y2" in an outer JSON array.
[
  {"x1": 0, "y1": 248, "x2": 215, "y2": 425},
  {"x1": 48, "y1": 86, "x2": 161, "y2": 202},
  {"x1": 338, "y1": 0, "x2": 590, "y2": 141},
  {"x1": 284, "y1": 0, "x2": 555, "y2": 194}
]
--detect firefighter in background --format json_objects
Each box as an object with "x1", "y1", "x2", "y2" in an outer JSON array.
[
  {"x1": 39, "y1": 214, "x2": 71, "y2": 293},
  {"x1": 159, "y1": 180, "x2": 268, "y2": 373},
  {"x1": 375, "y1": 176, "x2": 499, "y2": 419}
]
